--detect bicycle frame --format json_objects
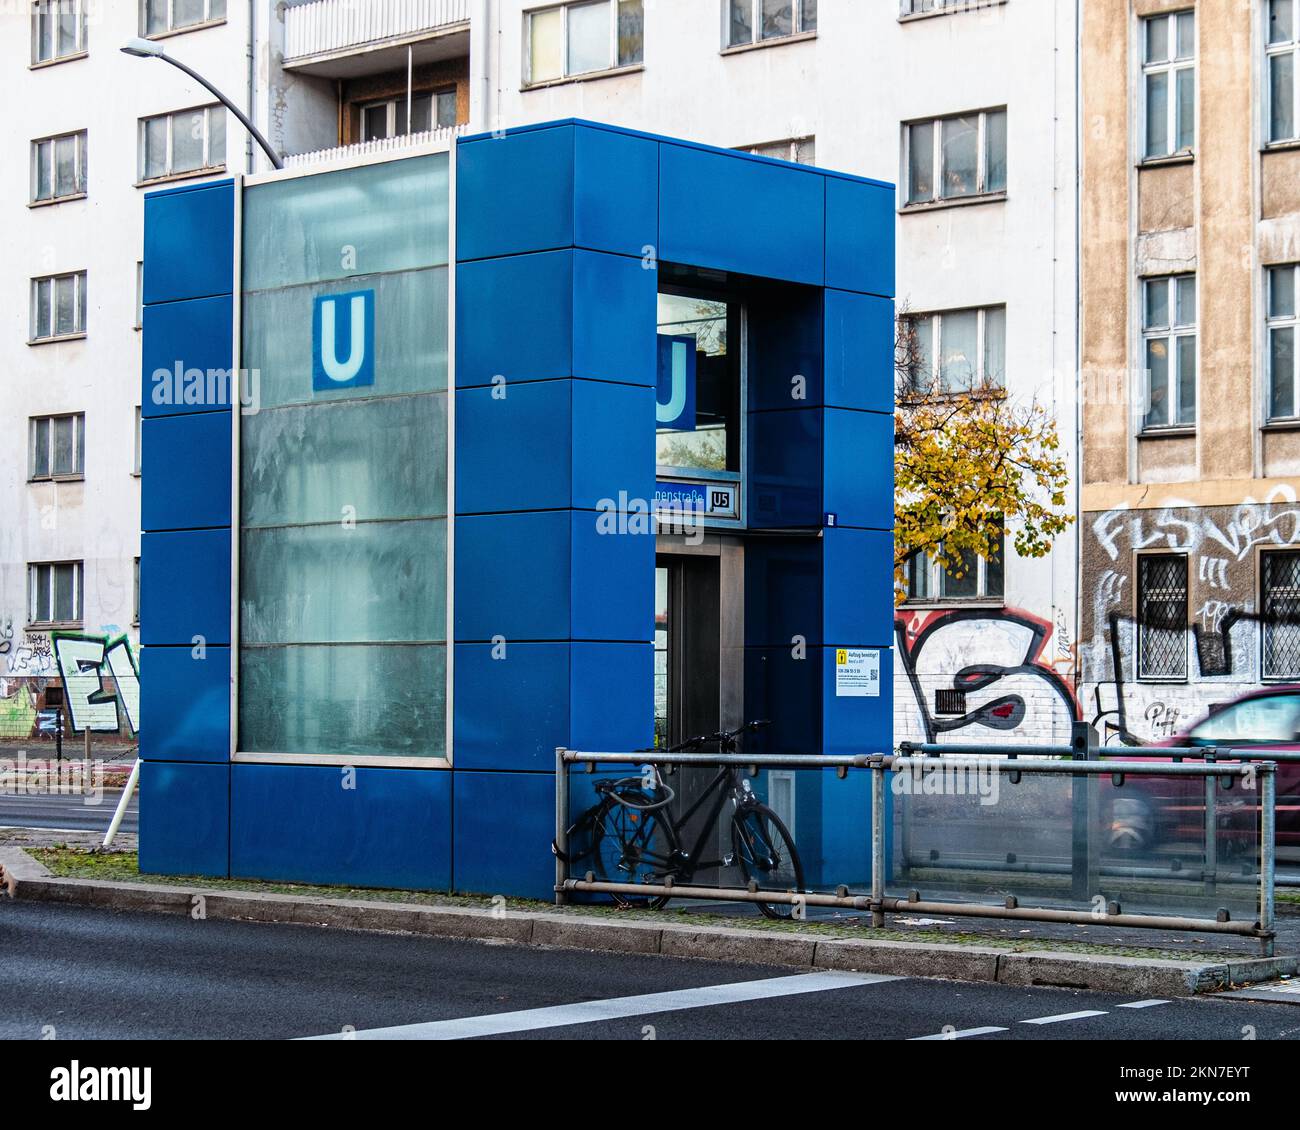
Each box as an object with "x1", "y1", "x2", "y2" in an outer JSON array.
[{"x1": 655, "y1": 763, "x2": 752, "y2": 878}]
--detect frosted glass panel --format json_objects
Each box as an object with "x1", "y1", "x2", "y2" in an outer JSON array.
[
  {"x1": 242, "y1": 267, "x2": 448, "y2": 409},
  {"x1": 242, "y1": 394, "x2": 447, "y2": 528},
  {"x1": 240, "y1": 644, "x2": 446, "y2": 758},
  {"x1": 241, "y1": 519, "x2": 446, "y2": 645},
  {"x1": 242, "y1": 153, "x2": 449, "y2": 293}
]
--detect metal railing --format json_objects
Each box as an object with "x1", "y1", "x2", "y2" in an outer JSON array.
[
  {"x1": 284, "y1": 0, "x2": 471, "y2": 64},
  {"x1": 554, "y1": 742, "x2": 1278, "y2": 955}
]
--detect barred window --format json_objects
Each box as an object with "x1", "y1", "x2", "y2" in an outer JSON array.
[
  {"x1": 1262, "y1": 551, "x2": 1300, "y2": 679},
  {"x1": 1138, "y1": 554, "x2": 1188, "y2": 680}
]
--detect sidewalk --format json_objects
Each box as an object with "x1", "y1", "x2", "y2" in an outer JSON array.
[{"x1": 2, "y1": 846, "x2": 1295, "y2": 998}]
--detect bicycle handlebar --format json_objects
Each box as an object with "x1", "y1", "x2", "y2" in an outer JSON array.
[{"x1": 666, "y1": 719, "x2": 771, "y2": 753}]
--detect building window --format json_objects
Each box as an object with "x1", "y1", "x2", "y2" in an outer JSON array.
[
  {"x1": 1142, "y1": 274, "x2": 1196, "y2": 429},
  {"x1": 30, "y1": 271, "x2": 87, "y2": 342},
  {"x1": 138, "y1": 105, "x2": 226, "y2": 182},
  {"x1": 31, "y1": 131, "x2": 87, "y2": 203},
  {"x1": 135, "y1": 262, "x2": 144, "y2": 329},
  {"x1": 1137, "y1": 554, "x2": 1188, "y2": 680},
  {"x1": 133, "y1": 557, "x2": 141, "y2": 626},
  {"x1": 902, "y1": 306, "x2": 1006, "y2": 394},
  {"x1": 744, "y1": 137, "x2": 816, "y2": 164},
  {"x1": 1269, "y1": 265, "x2": 1298, "y2": 420},
  {"x1": 906, "y1": 529, "x2": 1005, "y2": 603},
  {"x1": 526, "y1": 0, "x2": 643, "y2": 85},
  {"x1": 134, "y1": 406, "x2": 142, "y2": 474},
  {"x1": 1143, "y1": 10, "x2": 1195, "y2": 159},
  {"x1": 142, "y1": 0, "x2": 226, "y2": 36},
  {"x1": 905, "y1": 109, "x2": 1007, "y2": 205},
  {"x1": 1270, "y1": 0, "x2": 1299, "y2": 142},
  {"x1": 31, "y1": 0, "x2": 87, "y2": 64},
  {"x1": 28, "y1": 561, "x2": 83, "y2": 626},
  {"x1": 1263, "y1": 551, "x2": 1300, "y2": 679},
  {"x1": 30, "y1": 413, "x2": 85, "y2": 480},
  {"x1": 727, "y1": 0, "x2": 817, "y2": 48},
  {"x1": 360, "y1": 90, "x2": 458, "y2": 141}
]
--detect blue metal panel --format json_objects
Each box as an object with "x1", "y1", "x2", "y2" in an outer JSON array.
[
  {"x1": 822, "y1": 526, "x2": 896, "y2": 648},
  {"x1": 824, "y1": 177, "x2": 895, "y2": 298},
  {"x1": 747, "y1": 284, "x2": 824, "y2": 411},
  {"x1": 456, "y1": 125, "x2": 575, "y2": 261},
  {"x1": 455, "y1": 380, "x2": 572, "y2": 514},
  {"x1": 820, "y1": 645, "x2": 894, "y2": 756},
  {"x1": 747, "y1": 407, "x2": 822, "y2": 529},
  {"x1": 141, "y1": 296, "x2": 234, "y2": 417},
  {"x1": 659, "y1": 143, "x2": 825, "y2": 285},
  {"x1": 824, "y1": 289, "x2": 894, "y2": 414},
  {"x1": 455, "y1": 250, "x2": 573, "y2": 388},
  {"x1": 573, "y1": 124, "x2": 658, "y2": 258},
  {"x1": 140, "y1": 529, "x2": 231, "y2": 646},
  {"x1": 813, "y1": 767, "x2": 873, "y2": 889},
  {"x1": 570, "y1": 642, "x2": 654, "y2": 751},
  {"x1": 138, "y1": 760, "x2": 229, "y2": 877},
  {"x1": 143, "y1": 180, "x2": 235, "y2": 304},
  {"x1": 743, "y1": 646, "x2": 822, "y2": 756},
  {"x1": 452, "y1": 770, "x2": 555, "y2": 899},
  {"x1": 570, "y1": 379, "x2": 654, "y2": 510},
  {"x1": 231, "y1": 764, "x2": 451, "y2": 889},
  {"x1": 139, "y1": 644, "x2": 230, "y2": 762},
  {"x1": 744, "y1": 538, "x2": 822, "y2": 648},
  {"x1": 570, "y1": 511, "x2": 654, "y2": 642},
  {"x1": 141, "y1": 412, "x2": 232, "y2": 531},
  {"x1": 452, "y1": 642, "x2": 569, "y2": 771},
  {"x1": 454, "y1": 511, "x2": 570, "y2": 641},
  {"x1": 572, "y1": 249, "x2": 656, "y2": 386},
  {"x1": 823, "y1": 408, "x2": 894, "y2": 530}
]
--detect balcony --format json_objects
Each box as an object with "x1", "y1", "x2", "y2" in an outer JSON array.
[
  {"x1": 284, "y1": 122, "x2": 468, "y2": 169},
  {"x1": 283, "y1": 0, "x2": 471, "y2": 78}
]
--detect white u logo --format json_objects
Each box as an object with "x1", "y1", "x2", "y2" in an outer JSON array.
[
  {"x1": 656, "y1": 339, "x2": 688, "y2": 423},
  {"x1": 319, "y1": 295, "x2": 367, "y2": 383}
]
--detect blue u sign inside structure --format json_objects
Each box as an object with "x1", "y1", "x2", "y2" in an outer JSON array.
[{"x1": 137, "y1": 120, "x2": 895, "y2": 898}]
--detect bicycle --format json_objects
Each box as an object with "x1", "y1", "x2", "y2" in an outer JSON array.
[{"x1": 586, "y1": 720, "x2": 805, "y2": 920}]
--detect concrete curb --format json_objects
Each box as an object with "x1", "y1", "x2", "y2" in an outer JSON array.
[{"x1": 6, "y1": 865, "x2": 1295, "y2": 996}]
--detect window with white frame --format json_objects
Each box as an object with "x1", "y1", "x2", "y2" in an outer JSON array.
[
  {"x1": 906, "y1": 528, "x2": 1005, "y2": 603},
  {"x1": 30, "y1": 272, "x2": 87, "y2": 342},
  {"x1": 135, "y1": 262, "x2": 144, "y2": 330},
  {"x1": 903, "y1": 306, "x2": 1006, "y2": 394},
  {"x1": 31, "y1": 0, "x2": 87, "y2": 64},
  {"x1": 1270, "y1": 0, "x2": 1299, "y2": 143},
  {"x1": 142, "y1": 0, "x2": 226, "y2": 36},
  {"x1": 526, "y1": 0, "x2": 643, "y2": 84},
  {"x1": 360, "y1": 90, "x2": 457, "y2": 141},
  {"x1": 744, "y1": 137, "x2": 816, "y2": 164},
  {"x1": 1142, "y1": 274, "x2": 1196, "y2": 429},
  {"x1": 905, "y1": 109, "x2": 1006, "y2": 205},
  {"x1": 31, "y1": 131, "x2": 87, "y2": 203},
  {"x1": 134, "y1": 406, "x2": 142, "y2": 474},
  {"x1": 28, "y1": 561, "x2": 83, "y2": 626},
  {"x1": 1143, "y1": 10, "x2": 1195, "y2": 159},
  {"x1": 727, "y1": 0, "x2": 816, "y2": 47},
  {"x1": 1269, "y1": 265, "x2": 1299, "y2": 420},
  {"x1": 138, "y1": 105, "x2": 226, "y2": 182},
  {"x1": 29, "y1": 414, "x2": 85, "y2": 480}
]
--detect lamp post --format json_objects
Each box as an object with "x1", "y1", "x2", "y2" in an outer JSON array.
[{"x1": 121, "y1": 37, "x2": 283, "y2": 171}]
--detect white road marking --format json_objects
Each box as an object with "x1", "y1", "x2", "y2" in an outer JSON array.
[
  {"x1": 1117, "y1": 999, "x2": 1170, "y2": 1009},
  {"x1": 1019, "y1": 1010, "x2": 1108, "y2": 1025},
  {"x1": 910, "y1": 1026, "x2": 1008, "y2": 1041},
  {"x1": 302, "y1": 971, "x2": 899, "y2": 1040}
]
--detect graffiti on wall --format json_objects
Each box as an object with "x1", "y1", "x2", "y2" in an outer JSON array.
[
  {"x1": 1, "y1": 617, "x2": 56, "y2": 677},
  {"x1": 52, "y1": 633, "x2": 140, "y2": 735},
  {"x1": 894, "y1": 608, "x2": 1079, "y2": 746}
]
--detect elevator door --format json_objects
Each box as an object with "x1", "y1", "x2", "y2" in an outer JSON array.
[{"x1": 655, "y1": 554, "x2": 721, "y2": 750}]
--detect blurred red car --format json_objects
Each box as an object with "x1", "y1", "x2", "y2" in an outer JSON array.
[{"x1": 1107, "y1": 686, "x2": 1300, "y2": 853}]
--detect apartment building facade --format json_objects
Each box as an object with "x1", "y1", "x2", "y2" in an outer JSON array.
[{"x1": 1080, "y1": 0, "x2": 1300, "y2": 744}]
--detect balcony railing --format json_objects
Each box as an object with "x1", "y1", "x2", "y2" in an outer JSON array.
[
  {"x1": 284, "y1": 123, "x2": 467, "y2": 168},
  {"x1": 284, "y1": 0, "x2": 471, "y2": 65}
]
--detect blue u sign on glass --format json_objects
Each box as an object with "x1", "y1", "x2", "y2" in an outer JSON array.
[
  {"x1": 656, "y1": 334, "x2": 696, "y2": 430},
  {"x1": 313, "y1": 290, "x2": 375, "y2": 391}
]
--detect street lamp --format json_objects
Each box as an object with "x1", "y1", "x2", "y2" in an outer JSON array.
[{"x1": 121, "y1": 37, "x2": 283, "y2": 171}]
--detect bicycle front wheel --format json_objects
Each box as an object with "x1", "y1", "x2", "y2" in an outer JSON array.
[
  {"x1": 732, "y1": 804, "x2": 804, "y2": 921},
  {"x1": 592, "y1": 791, "x2": 679, "y2": 910}
]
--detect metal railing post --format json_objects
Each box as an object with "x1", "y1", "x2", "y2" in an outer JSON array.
[
  {"x1": 555, "y1": 746, "x2": 569, "y2": 906},
  {"x1": 871, "y1": 756, "x2": 885, "y2": 927},
  {"x1": 1261, "y1": 764, "x2": 1276, "y2": 958},
  {"x1": 1203, "y1": 749, "x2": 1218, "y2": 900},
  {"x1": 1070, "y1": 720, "x2": 1091, "y2": 901}
]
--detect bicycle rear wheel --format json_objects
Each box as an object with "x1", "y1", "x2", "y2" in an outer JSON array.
[
  {"x1": 592, "y1": 791, "x2": 679, "y2": 910},
  {"x1": 732, "y1": 804, "x2": 804, "y2": 920}
]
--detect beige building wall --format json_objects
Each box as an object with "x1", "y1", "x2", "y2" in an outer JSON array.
[{"x1": 1080, "y1": 0, "x2": 1300, "y2": 743}]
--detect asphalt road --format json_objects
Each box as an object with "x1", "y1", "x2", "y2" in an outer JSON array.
[
  {"x1": 0, "y1": 790, "x2": 136, "y2": 834},
  {"x1": 2, "y1": 901, "x2": 1298, "y2": 1041}
]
